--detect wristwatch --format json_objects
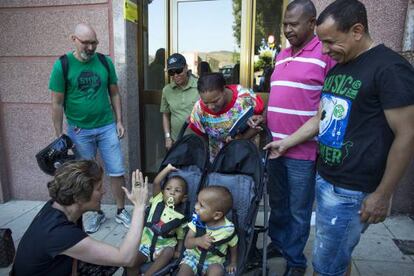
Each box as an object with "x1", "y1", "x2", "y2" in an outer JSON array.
[{"x1": 165, "y1": 132, "x2": 171, "y2": 139}]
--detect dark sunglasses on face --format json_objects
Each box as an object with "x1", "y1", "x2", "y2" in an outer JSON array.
[{"x1": 168, "y1": 68, "x2": 184, "y2": 76}]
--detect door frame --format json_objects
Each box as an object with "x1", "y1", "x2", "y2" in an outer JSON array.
[{"x1": 138, "y1": 0, "x2": 287, "y2": 174}]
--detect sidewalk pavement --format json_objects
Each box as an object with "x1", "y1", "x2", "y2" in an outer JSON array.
[{"x1": 1, "y1": 200, "x2": 413, "y2": 275}]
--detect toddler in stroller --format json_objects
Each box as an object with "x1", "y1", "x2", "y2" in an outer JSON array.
[
  {"x1": 167, "y1": 137, "x2": 267, "y2": 276},
  {"x1": 177, "y1": 186, "x2": 238, "y2": 275},
  {"x1": 201, "y1": 138, "x2": 267, "y2": 276},
  {"x1": 135, "y1": 164, "x2": 189, "y2": 275},
  {"x1": 139, "y1": 134, "x2": 209, "y2": 276}
]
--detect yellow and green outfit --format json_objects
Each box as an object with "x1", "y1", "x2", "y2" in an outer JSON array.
[
  {"x1": 181, "y1": 218, "x2": 238, "y2": 274},
  {"x1": 139, "y1": 193, "x2": 187, "y2": 261},
  {"x1": 160, "y1": 75, "x2": 199, "y2": 140}
]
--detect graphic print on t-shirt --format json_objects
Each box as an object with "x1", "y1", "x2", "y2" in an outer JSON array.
[
  {"x1": 318, "y1": 73, "x2": 362, "y2": 166},
  {"x1": 319, "y1": 94, "x2": 350, "y2": 148},
  {"x1": 77, "y1": 70, "x2": 101, "y2": 99}
]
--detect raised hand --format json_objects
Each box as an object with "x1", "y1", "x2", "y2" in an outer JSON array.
[
  {"x1": 166, "y1": 163, "x2": 178, "y2": 172},
  {"x1": 122, "y1": 169, "x2": 148, "y2": 207}
]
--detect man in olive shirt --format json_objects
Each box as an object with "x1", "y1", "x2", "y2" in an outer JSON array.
[{"x1": 160, "y1": 53, "x2": 199, "y2": 150}]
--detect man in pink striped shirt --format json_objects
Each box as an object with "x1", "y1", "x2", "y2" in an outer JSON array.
[{"x1": 265, "y1": 1, "x2": 335, "y2": 275}]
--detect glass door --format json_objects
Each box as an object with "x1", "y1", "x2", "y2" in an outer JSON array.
[
  {"x1": 138, "y1": 0, "x2": 285, "y2": 176},
  {"x1": 139, "y1": 0, "x2": 168, "y2": 177},
  {"x1": 171, "y1": 0, "x2": 241, "y2": 83}
]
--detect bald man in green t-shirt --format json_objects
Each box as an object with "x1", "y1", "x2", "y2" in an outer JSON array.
[{"x1": 50, "y1": 23, "x2": 131, "y2": 233}]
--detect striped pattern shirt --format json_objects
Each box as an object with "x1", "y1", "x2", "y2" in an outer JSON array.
[{"x1": 267, "y1": 36, "x2": 335, "y2": 160}]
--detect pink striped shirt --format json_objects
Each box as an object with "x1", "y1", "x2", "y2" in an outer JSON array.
[{"x1": 267, "y1": 36, "x2": 335, "y2": 161}]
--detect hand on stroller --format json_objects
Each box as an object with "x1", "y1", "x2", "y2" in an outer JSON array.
[
  {"x1": 166, "y1": 163, "x2": 178, "y2": 172},
  {"x1": 225, "y1": 133, "x2": 243, "y2": 144},
  {"x1": 263, "y1": 139, "x2": 290, "y2": 159},
  {"x1": 196, "y1": 233, "x2": 215, "y2": 249},
  {"x1": 247, "y1": 115, "x2": 264, "y2": 129}
]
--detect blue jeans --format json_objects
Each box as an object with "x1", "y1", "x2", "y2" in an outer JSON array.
[
  {"x1": 67, "y1": 123, "x2": 125, "y2": 176},
  {"x1": 268, "y1": 157, "x2": 315, "y2": 269},
  {"x1": 312, "y1": 173, "x2": 368, "y2": 276}
]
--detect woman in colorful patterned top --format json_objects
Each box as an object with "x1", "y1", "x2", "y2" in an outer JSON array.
[{"x1": 189, "y1": 73, "x2": 264, "y2": 160}]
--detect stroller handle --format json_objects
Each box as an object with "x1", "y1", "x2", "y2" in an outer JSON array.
[
  {"x1": 176, "y1": 119, "x2": 190, "y2": 141},
  {"x1": 260, "y1": 123, "x2": 273, "y2": 169}
]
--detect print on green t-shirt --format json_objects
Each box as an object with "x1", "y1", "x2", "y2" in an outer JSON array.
[
  {"x1": 319, "y1": 73, "x2": 362, "y2": 166},
  {"x1": 49, "y1": 52, "x2": 118, "y2": 129}
]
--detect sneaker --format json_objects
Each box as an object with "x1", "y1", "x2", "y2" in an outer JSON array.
[
  {"x1": 283, "y1": 266, "x2": 306, "y2": 276},
  {"x1": 115, "y1": 208, "x2": 131, "y2": 228},
  {"x1": 84, "y1": 211, "x2": 106, "y2": 234},
  {"x1": 267, "y1": 243, "x2": 283, "y2": 259}
]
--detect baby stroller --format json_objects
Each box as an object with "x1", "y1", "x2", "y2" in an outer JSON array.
[
  {"x1": 141, "y1": 134, "x2": 209, "y2": 275},
  {"x1": 202, "y1": 138, "x2": 270, "y2": 276},
  {"x1": 142, "y1": 124, "x2": 271, "y2": 275}
]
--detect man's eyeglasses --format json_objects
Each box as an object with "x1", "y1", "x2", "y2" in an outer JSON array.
[
  {"x1": 75, "y1": 36, "x2": 99, "y2": 47},
  {"x1": 168, "y1": 68, "x2": 184, "y2": 76}
]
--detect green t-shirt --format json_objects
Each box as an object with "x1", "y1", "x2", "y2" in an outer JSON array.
[
  {"x1": 49, "y1": 52, "x2": 118, "y2": 129},
  {"x1": 141, "y1": 193, "x2": 186, "y2": 250},
  {"x1": 160, "y1": 75, "x2": 199, "y2": 140}
]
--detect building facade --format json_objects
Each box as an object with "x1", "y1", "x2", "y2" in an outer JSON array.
[{"x1": 0, "y1": 0, "x2": 413, "y2": 213}]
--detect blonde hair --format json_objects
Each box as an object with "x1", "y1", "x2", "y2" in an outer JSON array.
[{"x1": 47, "y1": 160, "x2": 103, "y2": 205}]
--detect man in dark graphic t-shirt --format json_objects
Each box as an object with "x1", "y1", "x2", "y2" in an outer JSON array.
[
  {"x1": 49, "y1": 23, "x2": 131, "y2": 234},
  {"x1": 264, "y1": 1, "x2": 414, "y2": 275}
]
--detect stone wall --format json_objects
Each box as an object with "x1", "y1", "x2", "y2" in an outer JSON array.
[
  {"x1": 0, "y1": 0, "x2": 119, "y2": 203},
  {"x1": 400, "y1": 51, "x2": 414, "y2": 64},
  {"x1": 314, "y1": 0, "x2": 408, "y2": 52}
]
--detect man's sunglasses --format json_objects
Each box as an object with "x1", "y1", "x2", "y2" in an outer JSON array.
[{"x1": 168, "y1": 68, "x2": 184, "y2": 76}]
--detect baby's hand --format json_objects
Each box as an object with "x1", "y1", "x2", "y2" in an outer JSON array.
[
  {"x1": 196, "y1": 233, "x2": 214, "y2": 249},
  {"x1": 166, "y1": 163, "x2": 177, "y2": 172},
  {"x1": 226, "y1": 263, "x2": 237, "y2": 274},
  {"x1": 153, "y1": 250, "x2": 161, "y2": 260}
]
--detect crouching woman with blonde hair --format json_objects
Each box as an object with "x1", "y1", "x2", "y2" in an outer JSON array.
[{"x1": 12, "y1": 160, "x2": 148, "y2": 276}]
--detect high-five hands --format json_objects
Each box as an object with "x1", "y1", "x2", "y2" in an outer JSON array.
[{"x1": 122, "y1": 169, "x2": 148, "y2": 207}]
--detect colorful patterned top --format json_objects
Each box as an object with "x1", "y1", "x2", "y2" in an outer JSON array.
[{"x1": 189, "y1": 85, "x2": 264, "y2": 160}]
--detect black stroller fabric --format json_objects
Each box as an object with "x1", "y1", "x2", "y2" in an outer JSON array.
[
  {"x1": 159, "y1": 134, "x2": 210, "y2": 216},
  {"x1": 204, "y1": 139, "x2": 264, "y2": 275},
  {"x1": 143, "y1": 134, "x2": 209, "y2": 276}
]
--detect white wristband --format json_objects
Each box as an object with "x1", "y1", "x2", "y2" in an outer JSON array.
[{"x1": 165, "y1": 132, "x2": 171, "y2": 138}]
